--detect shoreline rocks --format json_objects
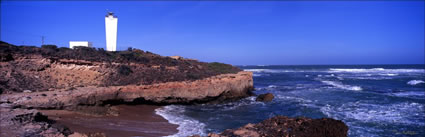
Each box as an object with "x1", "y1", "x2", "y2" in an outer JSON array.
[
  {"x1": 0, "y1": 108, "x2": 73, "y2": 137},
  {"x1": 1, "y1": 71, "x2": 254, "y2": 111},
  {"x1": 256, "y1": 93, "x2": 274, "y2": 102},
  {"x1": 207, "y1": 116, "x2": 348, "y2": 137},
  {"x1": 0, "y1": 71, "x2": 254, "y2": 136}
]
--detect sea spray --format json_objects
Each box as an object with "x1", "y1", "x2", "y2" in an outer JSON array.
[
  {"x1": 321, "y1": 80, "x2": 363, "y2": 91},
  {"x1": 407, "y1": 80, "x2": 425, "y2": 85},
  {"x1": 155, "y1": 105, "x2": 207, "y2": 137}
]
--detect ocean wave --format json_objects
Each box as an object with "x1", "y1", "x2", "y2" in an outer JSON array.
[
  {"x1": 321, "y1": 80, "x2": 362, "y2": 91},
  {"x1": 321, "y1": 102, "x2": 424, "y2": 126},
  {"x1": 243, "y1": 69, "x2": 319, "y2": 73},
  {"x1": 244, "y1": 68, "x2": 424, "y2": 75},
  {"x1": 212, "y1": 96, "x2": 265, "y2": 111},
  {"x1": 155, "y1": 105, "x2": 206, "y2": 137},
  {"x1": 243, "y1": 69, "x2": 282, "y2": 73},
  {"x1": 407, "y1": 80, "x2": 425, "y2": 85},
  {"x1": 252, "y1": 74, "x2": 262, "y2": 77},
  {"x1": 329, "y1": 68, "x2": 424, "y2": 73},
  {"x1": 392, "y1": 91, "x2": 425, "y2": 97},
  {"x1": 268, "y1": 85, "x2": 277, "y2": 88},
  {"x1": 275, "y1": 95, "x2": 314, "y2": 104},
  {"x1": 341, "y1": 76, "x2": 394, "y2": 80},
  {"x1": 275, "y1": 95, "x2": 320, "y2": 108},
  {"x1": 379, "y1": 73, "x2": 398, "y2": 76}
]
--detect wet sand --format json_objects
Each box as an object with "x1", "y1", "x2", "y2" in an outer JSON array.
[{"x1": 40, "y1": 105, "x2": 178, "y2": 137}]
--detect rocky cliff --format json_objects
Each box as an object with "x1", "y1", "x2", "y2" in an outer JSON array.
[
  {"x1": 0, "y1": 41, "x2": 348, "y2": 137},
  {"x1": 0, "y1": 41, "x2": 241, "y2": 94},
  {"x1": 0, "y1": 41, "x2": 257, "y2": 136}
]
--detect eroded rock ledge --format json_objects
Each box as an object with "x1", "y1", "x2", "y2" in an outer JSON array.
[{"x1": 1, "y1": 71, "x2": 254, "y2": 110}]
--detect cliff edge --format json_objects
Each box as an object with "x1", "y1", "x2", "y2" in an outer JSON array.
[
  {"x1": 0, "y1": 41, "x2": 255, "y2": 136},
  {"x1": 0, "y1": 41, "x2": 241, "y2": 94}
]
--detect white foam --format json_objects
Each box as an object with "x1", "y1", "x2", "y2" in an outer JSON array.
[
  {"x1": 274, "y1": 95, "x2": 321, "y2": 108},
  {"x1": 243, "y1": 69, "x2": 282, "y2": 73},
  {"x1": 268, "y1": 85, "x2": 277, "y2": 88},
  {"x1": 214, "y1": 96, "x2": 265, "y2": 111},
  {"x1": 244, "y1": 68, "x2": 424, "y2": 75},
  {"x1": 321, "y1": 80, "x2": 362, "y2": 91},
  {"x1": 407, "y1": 80, "x2": 425, "y2": 85},
  {"x1": 329, "y1": 68, "x2": 424, "y2": 73},
  {"x1": 155, "y1": 105, "x2": 206, "y2": 137},
  {"x1": 379, "y1": 73, "x2": 398, "y2": 76},
  {"x1": 276, "y1": 95, "x2": 314, "y2": 104},
  {"x1": 346, "y1": 77, "x2": 393, "y2": 80},
  {"x1": 252, "y1": 74, "x2": 262, "y2": 77},
  {"x1": 321, "y1": 102, "x2": 424, "y2": 126},
  {"x1": 392, "y1": 91, "x2": 424, "y2": 97},
  {"x1": 243, "y1": 69, "x2": 318, "y2": 73}
]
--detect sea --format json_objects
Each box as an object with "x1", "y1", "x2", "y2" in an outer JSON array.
[{"x1": 155, "y1": 65, "x2": 425, "y2": 137}]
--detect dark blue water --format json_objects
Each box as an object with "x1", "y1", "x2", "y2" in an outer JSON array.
[{"x1": 156, "y1": 65, "x2": 425, "y2": 137}]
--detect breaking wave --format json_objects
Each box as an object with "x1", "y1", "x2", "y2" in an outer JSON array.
[
  {"x1": 243, "y1": 69, "x2": 319, "y2": 73},
  {"x1": 329, "y1": 68, "x2": 424, "y2": 73},
  {"x1": 211, "y1": 96, "x2": 265, "y2": 111},
  {"x1": 155, "y1": 105, "x2": 206, "y2": 137},
  {"x1": 321, "y1": 80, "x2": 363, "y2": 91},
  {"x1": 245, "y1": 68, "x2": 424, "y2": 76},
  {"x1": 244, "y1": 69, "x2": 289, "y2": 73},
  {"x1": 407, "y1": 80, "x2": 425, "y2": 85},
  {"x1": 392, "y1": 91, "x2": 425, "y2": 98},
  {"x1": 321, "y1": 102, "x2": 424, "y2": 126},
  {"x1": 252, "y1": 74, "x2": 262, "y2": 77}
]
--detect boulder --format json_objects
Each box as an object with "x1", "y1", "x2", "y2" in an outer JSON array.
[
  {"x1": 0, "y1": 108, "x2": 72, "y2": 137},
  {"x1": 208, "y1": 116, "x2": 348, "y2": 137},
  {"x1": 256, "y1": 93, "x2": 274, "y2": 102}
]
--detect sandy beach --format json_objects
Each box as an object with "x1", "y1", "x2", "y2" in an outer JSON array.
[{"x1": 40, "y1": 105, "x2": 178, "y2": 137}]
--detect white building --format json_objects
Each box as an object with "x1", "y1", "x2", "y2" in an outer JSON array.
[
  {"x1": 105, "y1": 12, "x2": 118, "y2": 51},
  {"x1": 69, "y1": 41, "x2": 92, "y2": 49}
]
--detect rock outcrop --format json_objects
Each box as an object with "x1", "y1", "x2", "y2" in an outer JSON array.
[
  {"x1": 0, "y1": 41, "x2": 241, "y2": 94},
  {"x1": 0, "y1": 42, "x2": 349, "y2": 137},
  {"x1": 0, "y1": 107, "x2": 71, "y2": 137},
  {"x1": 206, "y1": 116, "x2": 348, "y2": 137},
  {"x1": 0, "y1": 42, "x2": 256, "y2": 136},
  {"x1": 0, "y1": 106, "x2": 107, "y2": 137},
  {"x1": 1, "y1": 71, "x2": 254, "y2": 110},
  {"x1": 256, "y1": 93, "x2": 274, "y2": 102}
]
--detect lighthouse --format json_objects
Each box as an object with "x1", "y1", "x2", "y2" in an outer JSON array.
[{"x1": 105, "y1": 12, "x2": 118, "y2": 51}]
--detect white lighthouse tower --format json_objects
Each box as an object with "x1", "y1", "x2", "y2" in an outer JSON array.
[{"x1": 105, "y1": 12, "x2": 118, "y2": 51}]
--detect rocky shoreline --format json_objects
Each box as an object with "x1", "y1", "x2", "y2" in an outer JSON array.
[
  {"x1": 203, "y1": 116, "x2": 348, "y2": 137},
  {"x1": 0, "y1": 70, "x2": 350, "y2": 137},
  {"x1": 1, "y1": 71, "x2": 254, "y2": 110},
  {"x1": 0, "y1": 71, "x2": 254, "y2": 136},
  {"x1": 1, "y1": 42, "x2": 348, "y2": 137}
]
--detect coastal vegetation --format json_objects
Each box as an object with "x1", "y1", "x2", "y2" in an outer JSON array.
[{"x1": 0, "y1": 41, "x2": 241, "y2": 93}]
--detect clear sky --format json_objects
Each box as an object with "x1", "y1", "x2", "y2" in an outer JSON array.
[{"x1": 1, "y1": 1, "x2": 424, "y2": 65}]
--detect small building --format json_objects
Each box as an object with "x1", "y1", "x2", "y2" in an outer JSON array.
[{"x1": 69, "y1": 41, "x2": 92, "y2": 49}]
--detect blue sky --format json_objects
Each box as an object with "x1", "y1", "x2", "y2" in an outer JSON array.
[{"x1": 1, "y1": 1, "x2": 424, "y2": 65}]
